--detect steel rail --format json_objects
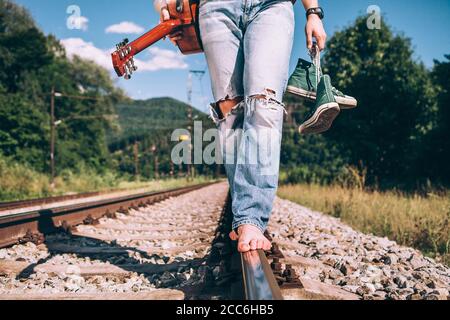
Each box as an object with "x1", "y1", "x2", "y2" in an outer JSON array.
[
  {"x1": 0, "y1": 182, "x2": 216, "y2": 248},
  {"x1": 241, "y1": 250, "x2": 284, "y2": 300},
  {"x1": 223, "y1": 196, "x2": 283, "y2": 300},
  {"x1": 0, "y1": 191, "x2": 109, "y2": 212}
]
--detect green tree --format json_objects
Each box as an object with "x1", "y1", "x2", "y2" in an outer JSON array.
[
  {"x1": 0, "y1": 0, "x2": 125, "y2": 175},
  {"x1": 0, "y1": 0, "x2": 53, "y2": 169},
  {"x1": 281, "y1": 95, "x2": 347, "y2": 184},
  {"x1": 323, "y1": 16, "x2": 435, "y2": 188},
  {"x1": 0, "y1": 91, "x2": 49, "y2": 170},
  {"x1": 0, "y1": 0, "x2": 52, "y2": 93},
  {"x1": 417, "y1": 55, "x2": 450, "y2": 186},
  {"x1": 42, "y1": 55, "x2": 123, "y2": 172}
]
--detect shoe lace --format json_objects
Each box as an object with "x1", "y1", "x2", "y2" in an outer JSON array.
[
  {"x1": 309, "y1": 43, "x2": 321, "y2": 88},
  {"x1": 309, "y1": 45, "x2": 344, "y2": 96},
  {"x1": 332, "y1": 87, "x2": 343, "y2": 96}
]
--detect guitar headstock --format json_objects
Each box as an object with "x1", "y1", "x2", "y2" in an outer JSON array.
[{"x1": 111, "y1": 38, "x2": 138, "y2": 79}]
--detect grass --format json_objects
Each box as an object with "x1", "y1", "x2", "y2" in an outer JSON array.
[
  {"x1": 278, "y1": 184, "x2": 450, "y2": 265},
  {"x1": 0, "y1": 156, "x2": 213, "y2": 202}
]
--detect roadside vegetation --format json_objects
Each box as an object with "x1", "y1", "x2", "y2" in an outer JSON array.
[
  {"x1": 278, "y1": 184, "x2": 450, "y2": 265},
  {"x1": 0, "y1": 154, "x2": 212, "y2": 202}
]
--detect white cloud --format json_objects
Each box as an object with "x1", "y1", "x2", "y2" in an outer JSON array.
[
  {"x1": 60, "y1": 38, "x2": 188, "y2": 73},
  {"x1": 105, "y1": 21, "x2": 145, "y2": 34},
  {"x1": 61, "y1": 38, "x2": 111, "y2": 69},
  {"x1": 67, "y1": 15, "x2": 89, "y2": 31},
  {"x1": 136, "y1": 47, "x2": 189, "y2": 71}
]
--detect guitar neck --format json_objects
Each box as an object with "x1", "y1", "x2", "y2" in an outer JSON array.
[{"x1": 130, "y1": 20, "x2": 184, "y2": 55}]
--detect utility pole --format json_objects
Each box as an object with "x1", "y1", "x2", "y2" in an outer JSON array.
[
  {"x1": 187, "y1": 70, "x2": 206, "y2": 180},
  {"x1": 170, "y1": 161, "x2": 175, "y2": 178},
  {"x1": 133, "y1": 141, "x2": 140, "y2": 179},
  {"x1": 145, "y1": 158, "x2": 150, "y2": 180},
  {"x1": 48, "y1": 88, "x2": 101, "y2": 188},
  {"x1": 151, "y1": 144, "x2": 159, "y2": 179},
  {"x1": 187, "y1": 73, "x2": 193, "y2": 179},
  {"x1": 50, "y1": 87, "x2": 56, "y2": 188},
  {"x1": 155, "y1": 155, "x2": 159, "y2": 179}
]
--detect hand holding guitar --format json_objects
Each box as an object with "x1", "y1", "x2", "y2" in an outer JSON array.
[
  {"x1": 159, "y1": 3, "x2": 183, "y2": 44},
  {"x1": 111, "y1": 0, "x2": 203, "y2": 79}
]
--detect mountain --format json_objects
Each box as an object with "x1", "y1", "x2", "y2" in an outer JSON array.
[
  {"x1": 108, "y1": 97, "x2": 209, "y2": 145},
  {"x1": 106, "y1": 97, "x2": 216, "y2": 177}
]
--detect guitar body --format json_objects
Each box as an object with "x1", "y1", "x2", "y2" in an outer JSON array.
[
  {"x1": 166, "y1": 0, "x2": 203, "y2": 55},
  {"x1": 112, "y1": 0, "x2": 202, "y2": 79}
]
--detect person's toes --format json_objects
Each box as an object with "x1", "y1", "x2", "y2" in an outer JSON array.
[
  {"x1": 238, "y1": 241, "x2": 251, "y2": 253},
  {"x1": 257, "y1": 240, "x2": 264, "y2": 249},
  {"x1": 249, "y1": 239, "x2": 258, "y2": 251},
  {"x1": 229, "y1": 230, "x2": 238, "y2": 241}
]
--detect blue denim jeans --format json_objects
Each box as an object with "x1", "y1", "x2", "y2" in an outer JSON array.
[{"x1": 199, "y1": 0, "x2": 295, "y2": 232}]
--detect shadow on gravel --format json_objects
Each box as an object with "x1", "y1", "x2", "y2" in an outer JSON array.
[{"x1": 15, "y1": 194, "x2": 243, "y2": 300}]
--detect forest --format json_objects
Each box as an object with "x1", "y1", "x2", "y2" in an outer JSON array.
[{"x1": 1, "y1": 0, "x2": 449, "y2": 194}]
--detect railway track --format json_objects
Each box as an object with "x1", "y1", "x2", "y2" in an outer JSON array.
[
  {"x1": 0, "y1": 182, "x2": 295, "y2": 300},
  {"x1": 2, "y1": 183, "x2": 446, "y2": 300},
  {"x1": 0, "y1": 190, "x2": 113, "y2": 212},
  {"x1": 0, "y1": 183, "x2": 215, "y2": 248}
]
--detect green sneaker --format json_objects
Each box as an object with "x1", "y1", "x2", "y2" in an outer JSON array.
[
  {"x1": 287, "y1": 58, "x2": 358, "y2": 109},
  {"x1": 299, "y1": 74, "x2": 340, "y2": 135}
]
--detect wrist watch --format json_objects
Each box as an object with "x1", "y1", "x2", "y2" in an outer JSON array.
[{"x1": 306, "y1": 7, "x2": 324, "y2": 20}]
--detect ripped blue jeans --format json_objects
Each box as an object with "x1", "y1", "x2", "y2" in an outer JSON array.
[{"x1": 199, "y1": 0, "x2": 295, "y2": 232}]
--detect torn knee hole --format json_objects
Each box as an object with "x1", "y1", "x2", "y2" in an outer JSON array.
[
  {"x1": 215, "y1": 97, "x2": 244, "y2": 120},
  {"x1": 265, "y1": 88, "x2": 276, "y2": 96},
  {"x1": 248, "y1": 89, "x2": 286, "y2": 114},
  {"x1": 250, "y1": 88, "x2": 277, "y2": 101},
  {"x1": 250, "y1": 89, "x2": 284, "y2": 106}
]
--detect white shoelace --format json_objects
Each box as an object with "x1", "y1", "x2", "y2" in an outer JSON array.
[{"x1": 309, "y1": 43, "x2": 321, "y2": 87}]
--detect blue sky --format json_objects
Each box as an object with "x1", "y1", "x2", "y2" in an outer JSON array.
[{"x1": 14, "y1": 0, "x2": 450, "y2": 112}]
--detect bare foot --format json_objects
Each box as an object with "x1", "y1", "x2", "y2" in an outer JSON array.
[{"x1": 230, "y1": 225, "x2": 272, "y2": 253}]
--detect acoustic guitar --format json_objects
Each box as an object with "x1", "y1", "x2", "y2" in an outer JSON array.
[{"x1": 111, "y1": 0, "x2": 202, "y2": 79}]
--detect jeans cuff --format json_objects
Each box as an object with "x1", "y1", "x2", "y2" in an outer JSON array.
[{"x1": 232, "y1": 219, "x2": 266, "y2": 234}]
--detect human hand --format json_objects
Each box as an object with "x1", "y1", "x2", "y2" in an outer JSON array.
[
  {"x1": 159, "y1": 7, "x2": 182, "y2": 45},
  {"x1": 305, "y1": 14, "x2": 327, "y2": 51}
]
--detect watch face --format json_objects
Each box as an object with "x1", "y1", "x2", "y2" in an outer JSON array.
[
  {"x1": 316, "y1": 8, "x2": 324, "y2": 18},
  {"x1": 308, "y1": 7, "x2": 324, "y2": 19}
]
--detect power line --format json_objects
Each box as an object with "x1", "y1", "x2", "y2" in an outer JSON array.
[{"x1": 49, "y1": 87, "x2": 106, "y2": 188}]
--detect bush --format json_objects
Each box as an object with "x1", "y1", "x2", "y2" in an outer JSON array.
[{"x1": 0, "y1": 154, "x2": 51, "y2": 200}]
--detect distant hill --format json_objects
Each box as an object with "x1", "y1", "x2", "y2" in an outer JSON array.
[{"x1": 108, "y1": 97, "x2": 209, "y2": 145}]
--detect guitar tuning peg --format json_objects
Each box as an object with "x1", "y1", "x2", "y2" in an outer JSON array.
[
  {"x1": 127, "y1": 61, "x2": 136, "y2": 75},
  {"x1": 123, "y1": 38, "x2": 129, "y2": 44},
  {"x1": 130, "y1": 57, "x2": 138, "y2": 71},
  {"x1": 123, "y1": 65, "x2": 132, "y2": 80}
]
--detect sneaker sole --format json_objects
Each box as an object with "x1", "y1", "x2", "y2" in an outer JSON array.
[
  {"x1": 287, "y1": 86, "x2": 357, "y2": 109},
  {"x1": 299, "y1": 102, "x2": 340, "y2": 135}
]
